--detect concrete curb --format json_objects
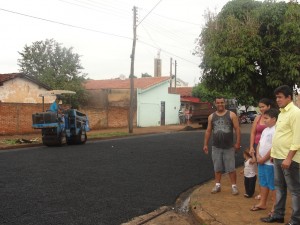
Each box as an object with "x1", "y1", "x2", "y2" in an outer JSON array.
[
  {"x1": 0, "y1": 143, "x2": 43, "y2": 151},
  {"x1": 189, "y1": 183, "x2": 223, "y2": 225},
  {"x1": 121, "y1": 206, "x2": 171, "y2": 225}
]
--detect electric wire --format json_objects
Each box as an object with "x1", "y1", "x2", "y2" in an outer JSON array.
[
  {"x1": 138, "y1": 27, "x2": 198, "y2": 56},
  {"x1": 1, "y1": 5, "x2": 200, "y2": 67},
  {"x1": 140, "y1": 24, "x2": 161, "y2": 50},
  {"x1": 138, "y1": 39, "x2": 199, "y2": 66},
  {"x1": 143, "y1": 19, "x2": 200, "y2": 37},
  {"x1": 152, "y1": 12, "x2": 202, "y2": 26},
  {"x1": 0, "y1": 7, "x2": 132, "y2": 40},
  {"x1": 136, "y1": 0, "x2": 163, "y2": 27},
  {"x1": 56, "y1": 0, "x2": 199, "y2": 48},
  {"x1": 141, "y1": 21, "x2": 196, "y2": 46},
  {"x1": 58, "y1": 0, "x2": 130, "y2": 19}
]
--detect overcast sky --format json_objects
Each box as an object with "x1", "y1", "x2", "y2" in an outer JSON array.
[{"x1": 1, "y1": 0, "x2": 232, "y2": 86}]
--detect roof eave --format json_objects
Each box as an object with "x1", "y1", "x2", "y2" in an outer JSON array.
[{"x1": 138, "y1": 79, "x2": 170, "y2": 94}]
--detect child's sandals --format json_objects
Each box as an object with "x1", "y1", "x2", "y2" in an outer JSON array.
[{"x1": 254, "y1": 194, "x2": 261, "y2": 200}]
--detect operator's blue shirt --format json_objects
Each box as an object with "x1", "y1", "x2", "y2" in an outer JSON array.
[{"x1": 49, "y1": 102, "x2": 59, "y2": 113}]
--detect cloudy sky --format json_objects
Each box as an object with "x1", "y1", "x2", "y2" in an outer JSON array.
[{"x1": 1, "y1": 0, "x2": 232, "y2": 86}]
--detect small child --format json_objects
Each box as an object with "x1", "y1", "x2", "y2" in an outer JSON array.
[
  {"x1": 240, "y1": 148, "x2": 257, "y2": 198},
  {"x1": 250, "y1": 108, "x2": 279, "y2": 215}
]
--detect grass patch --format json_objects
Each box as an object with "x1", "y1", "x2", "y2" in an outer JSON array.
[
  {"x1": 0, "y1": 132, "x2": 130, "y2": 146},
  {"x1": 0, "y1": 139, "x2": 19, "y2": 145},
  {"x1": 88, "y1": 132, "x2": 130, "y2": 139}
]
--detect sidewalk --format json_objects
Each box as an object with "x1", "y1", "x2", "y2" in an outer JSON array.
[
  {"x1": 0, "y1": 124, "x2": 292, "y2": 225},
  {"x1": 190, "y1": 172, "x2": 292, "y2": 225}
]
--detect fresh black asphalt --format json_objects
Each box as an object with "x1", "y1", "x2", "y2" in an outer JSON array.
[{"x1": 0, "y1": 130, "x2": 248, "y2": 225}]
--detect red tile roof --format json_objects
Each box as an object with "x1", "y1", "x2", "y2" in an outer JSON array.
[
  {"x1": 0, "y1": 73, "x2": 51, "y2": 89},
  {"x1": 168, "y1": 87, "x2": 193, "y2": 96},
  {"x1": 181, "y1": 97, "x2": 201, "y2": 103},
  {"x1": 84, "y1": 76, "x2": 170, "y2": 90},
  {"x1": 0, "y1": 73, "x2": 19, "y2": 83}
]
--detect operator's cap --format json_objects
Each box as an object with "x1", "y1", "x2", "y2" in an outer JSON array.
[{"x1": 56, "y1": 95, "x2": 62, "y2": 100}]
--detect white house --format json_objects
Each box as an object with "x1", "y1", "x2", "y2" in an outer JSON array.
[
  {"x1": 84, "y1": 76, "x2": 181, "y2": 127},
  {"x1": 137, "y1": 78, "x2": 180, "y2": 127}
]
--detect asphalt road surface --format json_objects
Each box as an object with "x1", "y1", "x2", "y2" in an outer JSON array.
[{"x1": 0, "y1": 130, "x2": 248, "y2": 225}]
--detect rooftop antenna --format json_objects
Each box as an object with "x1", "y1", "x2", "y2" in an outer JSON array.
[
  {"x1": 157, "y1": 49, "x2": 161, "y2": 58},
  {"x1": 154, "y1": 49, "x2": 162, "y2": 77}
]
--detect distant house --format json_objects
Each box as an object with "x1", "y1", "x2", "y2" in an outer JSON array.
[
  {"x1": 0, "y1": 73, "x2": 55, "y2": 135},
  {"x1": 169, "y1": 86, "x2": 200, "y2": 111},
  {"x1": 0, "y1": 73, "x2": 53, "y2": 103},
  {"x1": 170, "y1": 77, "x2": 189, "y2": 88},
  {"x1": 84, "y1": 76, "x2": 180, "y2": 127},
  {"x1": 169, "y1": 87, "x2": 199, "y2": 102}
]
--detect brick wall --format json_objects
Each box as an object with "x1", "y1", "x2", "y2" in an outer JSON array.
[
  {"x1": 0, "y1": 103, "x2": 136, "y2": 135},
  {"x1": 0, "y1": 103, "x2": 46, "y2": 135},
  {"x1": 78, "y1": 107, "x2": 136, "y2": 129}
]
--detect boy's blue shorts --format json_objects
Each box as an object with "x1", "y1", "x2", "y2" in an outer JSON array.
[{"x1": 258, "y1": 164, "x2": 275, "y2": 190}]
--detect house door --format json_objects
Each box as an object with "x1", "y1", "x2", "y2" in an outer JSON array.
[{"x1": 160, "y1": 101, "x2": 165, "y2": 125}]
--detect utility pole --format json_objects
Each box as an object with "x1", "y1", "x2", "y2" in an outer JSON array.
[
  {"x1": 129, "y1": 6, "x2": 137, "y2": 133},
  {"x1": 169, "y1": 57, "x2": 173, "y2": 92},
  {"x1": 174, "y1": 60, "x2": 177, "y2": 90}
]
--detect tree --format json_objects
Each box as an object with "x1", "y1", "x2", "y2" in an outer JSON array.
[
  {"x1": 192, "y1": 81, "x2": 231, "y2": 103},
  {"x1": 195, "y1": 0, "x2": 300, "y2": 105},
  {"x1": 192, "y1": 80, "x2": 254, "y2": 106},
  {"x1": 18, "y1": 39, "x2": 88, "y2": 107}
]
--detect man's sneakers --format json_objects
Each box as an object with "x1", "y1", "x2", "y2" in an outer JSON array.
[
  {"x1": 211, "y1": 185, "x2": 221, "y2": 194},
  {"x1": 232, "y1": 185, "x2": 239, "y2": 195},
  {"x1": 211, "y1": 184, "x2": 239, "y2": 195}
]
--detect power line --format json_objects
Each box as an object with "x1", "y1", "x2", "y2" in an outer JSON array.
[
  {"x1": 136, "y1": 0, "x2": 163, "y2": 27},
  {"x1": 0, "y1": 6, "x2": 199, "y2": 67},
  {"x1": 140, "y1": 24, "x2": 161, "y2": 49},
  {"x1": 58, "y1": 0, "x2": 130, "y2": 18},
  {"x1": 0, "y1": 7, "x2": 132, "y2": 40},
  {"x1": 151, "y1": 12, "x2": 202, "y2": 26},
  {"x1": 142, "y1": 20, "x2": 196, "y2": 45},
  {"x1": 138, "y1": 39, "x2": 199, "y2": 66}
]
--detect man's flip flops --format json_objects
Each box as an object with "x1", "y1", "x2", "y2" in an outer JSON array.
[{"x1": 250, "y1": 205, "x2": 266, "y2": 211}]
